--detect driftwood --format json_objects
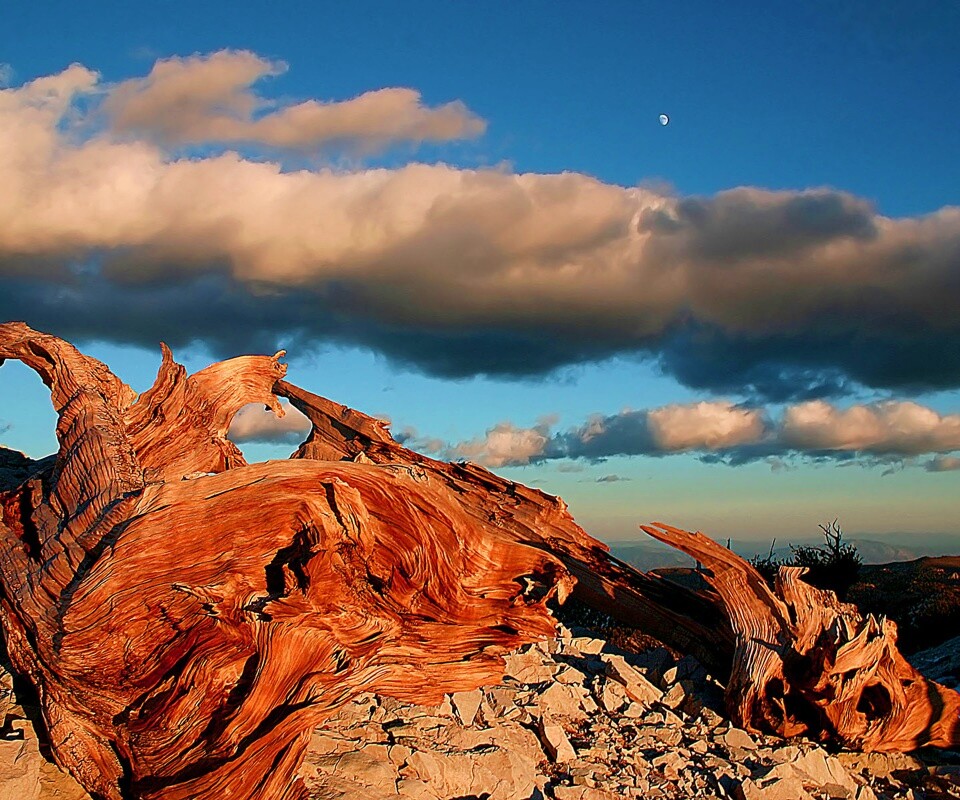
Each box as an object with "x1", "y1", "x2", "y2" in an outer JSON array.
[{"x1": 0, "y1": 322, "x2": 957, "y2": 800}]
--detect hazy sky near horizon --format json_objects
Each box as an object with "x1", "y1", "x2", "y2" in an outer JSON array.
[{"x1": 1, "y1": 1, "x2": 959, "y2": 543}]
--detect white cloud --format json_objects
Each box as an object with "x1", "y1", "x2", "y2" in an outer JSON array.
[
  {"x1": 449, "y1": 420, "x2": 552, "y2": 467},
  {"x1": 646, "y1": 401, "x2": 767, "y2": 451},
  {"x1": 438, "y1": 399, "x2": 960, "y2": 469},
  {"x1": 781, "y1": 400, "x2": 960, "y2": 455},
  {"x1": 926, "y1": 455, "x2": 960, "y2": 472},
  {"x1": 103, "y1": 50, "x2": 485, "y2": 150},
  {"x1": 228, "y1": 400, "x2": 311, "y2": 443}
]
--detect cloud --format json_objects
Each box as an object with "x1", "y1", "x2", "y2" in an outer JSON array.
[
  {"x1": 442, "y1": 399, "x2": 960, "y2": 468},
  {"x1": 394, "y1": 426, "x2": 446, "y2": 457},
  {"x1": 646, "y1": 402, "x2": 768, "y2": 451},
  {"x1": 595, "y1": 474, "x2": 630, "y2": 483},
  {"x1": 2, "y1": 59, "x2": 960, "y2": 399},
  {"x1": 447, "y1": 417, "x2": 555, "y2": 468},
  {"x1": 103, "y1": 50, "x2": 485, "y2": 151},
  {"x1": 0, "y1": 64, "x2": 13, "y2": 88},
  {"x1": 0, "y1": 420, "x2": 10, "y2": 436},
  {"x1": 554, "y1": 402, "x2": 768, "y2": 460},
  {"x1": 780, "y1": 400, "x2": 960, "y2": 455},
  {"x1": 227, "y1": 400, "x2": 311, "y2": 444},
  {"x1": 926, "y1": 455, "x2": 960, "y2": 472}
]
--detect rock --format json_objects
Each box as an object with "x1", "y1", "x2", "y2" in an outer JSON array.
[
  {"x1": 451, "y1": 690, "x2": 483, "y2": 726},
  {"x1": 909, "y1": 634, "x2": 960, "y2": 690},
  {"x1": 553, "y1": 787, "x2": 620, "y2": 800},
  {"x1": 0, "y1": 664, "x2": 92, "y2": 800},
  {"x1": 503, "y1": 648, "x2": 558, "y2": 684},
  {"x1": 403, "y1": 745, "x2": 537, "y2": 800},
  {"x1": 602, "y1": 654, "x2": 663, "y2": 707},
  {"x1": 538, "y1": 682, "x2": 591, "y2": 722},
  {"x1": 539, "y1": 720, "x2": 576, "y2": 763},
  {"x1": 660, "y1": 681, "x2": 687, "y2": 710},
  {"x1": 737, "y1": 776, "x2": 815, "y2": 800},
  {"x1": 571, "y1": 637, "x2": 606, "y2": 655},
  {"x1": 836, "y1": 750, "x2": 924, "y2": 780},
  {"x1": 757, "y1": 748, "x2": 860, "y2": 797},
  {"x1": 0, "y1": 736, "x2": 41, "y2": 800},
  {"x1": 722, "y1": 728, "x2": 758, "y2": 750},
  {"x1": 598, "y1": 678, "x2": 629, "y2": 714}
]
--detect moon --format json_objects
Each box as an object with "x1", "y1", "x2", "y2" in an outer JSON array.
[{"x1": 659, "y1": 113, "x2": 670, "y2": 126}]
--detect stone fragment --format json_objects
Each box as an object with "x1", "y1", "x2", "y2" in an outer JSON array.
[
  {"x1": 836, "y1": 750, "x2": 924, "y2": 780},
  {"x1": 0, "y1": 737, "x2": 41, "y2": 800},
  {"x1": 722, "y1": 728, "x2": 758, "y2": 750},
  {"x1": 538, "y1": 682, "x2": 591, "y2": 722},
  {"x1": 539, "y1": 719, "x2": 577, "y2": 763},
  {"x1": 756, "y1": 748, "x2": 860, "y2": 797},
  {"x1": 737, "y1": 776, "x2": 815, "y2": 800},
  {"x1": 598, "y1": 678, "x2": 629, "y2": 714},
  {"x1": 451, "y1": 689, "x2": 483, "y2": 725},
  {"x1": 503, "y1": 648, "x2": 558, "y2": 684},
  {"x1": 402, "y1": 745, "x2": 537, "y2": 800},
  {"x1": 661, "y1": 681, "x2": 687, "y2": 710},
  {"x1": 571, "y1": 637, "x2": 606, "y2": 655},
  {"x1": 602, "y1": 654, "x2": 663, "y2": 706},
  {"x1": 553, "y1": 786, "x2": 620, "y2": 800}
]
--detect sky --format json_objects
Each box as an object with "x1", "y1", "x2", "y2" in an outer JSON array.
[{"x1": 1, "y1": 1, "x2": 959, "y2": 547}]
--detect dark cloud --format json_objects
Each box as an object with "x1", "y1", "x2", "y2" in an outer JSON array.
[
  {"x1": 926, "y1": 455, "x2": 960, "y2": 472},
  {"x1": 595, "y1": 474, "x2": 631, "y2": 483},
  {"x1": 640, "y1": 189, "x2": 878, "y2": 263}
]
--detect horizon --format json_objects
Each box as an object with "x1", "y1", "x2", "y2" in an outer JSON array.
[{"x1": 1, "y1": 1, "x2": 959, "y2": 544}]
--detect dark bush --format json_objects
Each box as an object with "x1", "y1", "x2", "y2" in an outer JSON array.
[
  {"x1": 749, "y1": 539, "x2": 784, "y2": 586},
  {"x1": 751, "y1": 519, "x2": 862, "y2": 600}
]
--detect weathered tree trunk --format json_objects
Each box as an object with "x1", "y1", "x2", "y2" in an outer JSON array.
[
  {"x1": 0, "y1": 323, "x2": 957, "y2": 800},
  {"x1": 641, "y1": 522, "x2": 960, "y2": 752}
]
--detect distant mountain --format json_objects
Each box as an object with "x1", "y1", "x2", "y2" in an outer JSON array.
[{"x1": 610, "y1": 532, "x2": 960, "y2": 572}]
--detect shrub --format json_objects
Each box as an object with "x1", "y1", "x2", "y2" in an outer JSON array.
[
  {"x1": 751, "y1": 519, "x2": 862, "y2": 600},
  {"x1": 790, "y1": 519, "x2": 862, "y2": 600},
  {"x1": 749, "y1": 539, "x2": 784, "y2": 586}
]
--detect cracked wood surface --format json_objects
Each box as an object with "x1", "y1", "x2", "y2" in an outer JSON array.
[
  {"x1": 641, "y1": 522, "x2": 960, "y2": 752},
  {"x1": 0, "y1": 323, "x2": 957, "y2": 799}
]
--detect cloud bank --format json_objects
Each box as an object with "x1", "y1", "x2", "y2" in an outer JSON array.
[
  {"x1": 2, "y1": 55, "x2": 960, "y2": 400},
  {"x1": 431, "y1": 400, "x2": 960, "y2": 469}
]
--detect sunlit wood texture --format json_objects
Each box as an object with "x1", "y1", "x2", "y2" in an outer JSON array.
[
  {"x1": 2, "y1": 323, "x2": 954, "y2": 800},
  {"x1": 641, "y1": 522, "x2": 960, "y2": 751},
  {"x1": 0, "y1": 323, "x2": 572, "y2": 800}
]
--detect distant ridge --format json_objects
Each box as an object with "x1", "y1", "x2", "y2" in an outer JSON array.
[{"x1": 611, "y1": 532, "x2": 960, "y2": 572}]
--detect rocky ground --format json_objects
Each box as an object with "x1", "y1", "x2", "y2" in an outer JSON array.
[{"x1": 3, "y1": 625, "x2": 960, "y2": 799}]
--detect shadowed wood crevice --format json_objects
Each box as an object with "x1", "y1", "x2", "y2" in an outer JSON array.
[{"x1": 1, "y1": 323, "x2": 958, "y2": 800}]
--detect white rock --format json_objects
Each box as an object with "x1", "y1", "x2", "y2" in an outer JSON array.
[
  {"x1": 451, "y1": 689, "x2": 483, "y2": 725},
  {"x1": 722, "y1": 728, "x2": 757, "y2": 750},
  {"x1": 539, "y1": 721, "x2": 577, "y2": 763},
  {"x1": 602, "y1": 654, "x2": 663, "y2": 706}
]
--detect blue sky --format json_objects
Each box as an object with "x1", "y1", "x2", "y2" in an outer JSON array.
[{"x1": 1, "y1": 1, "x2": 959, "y2": 545}]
